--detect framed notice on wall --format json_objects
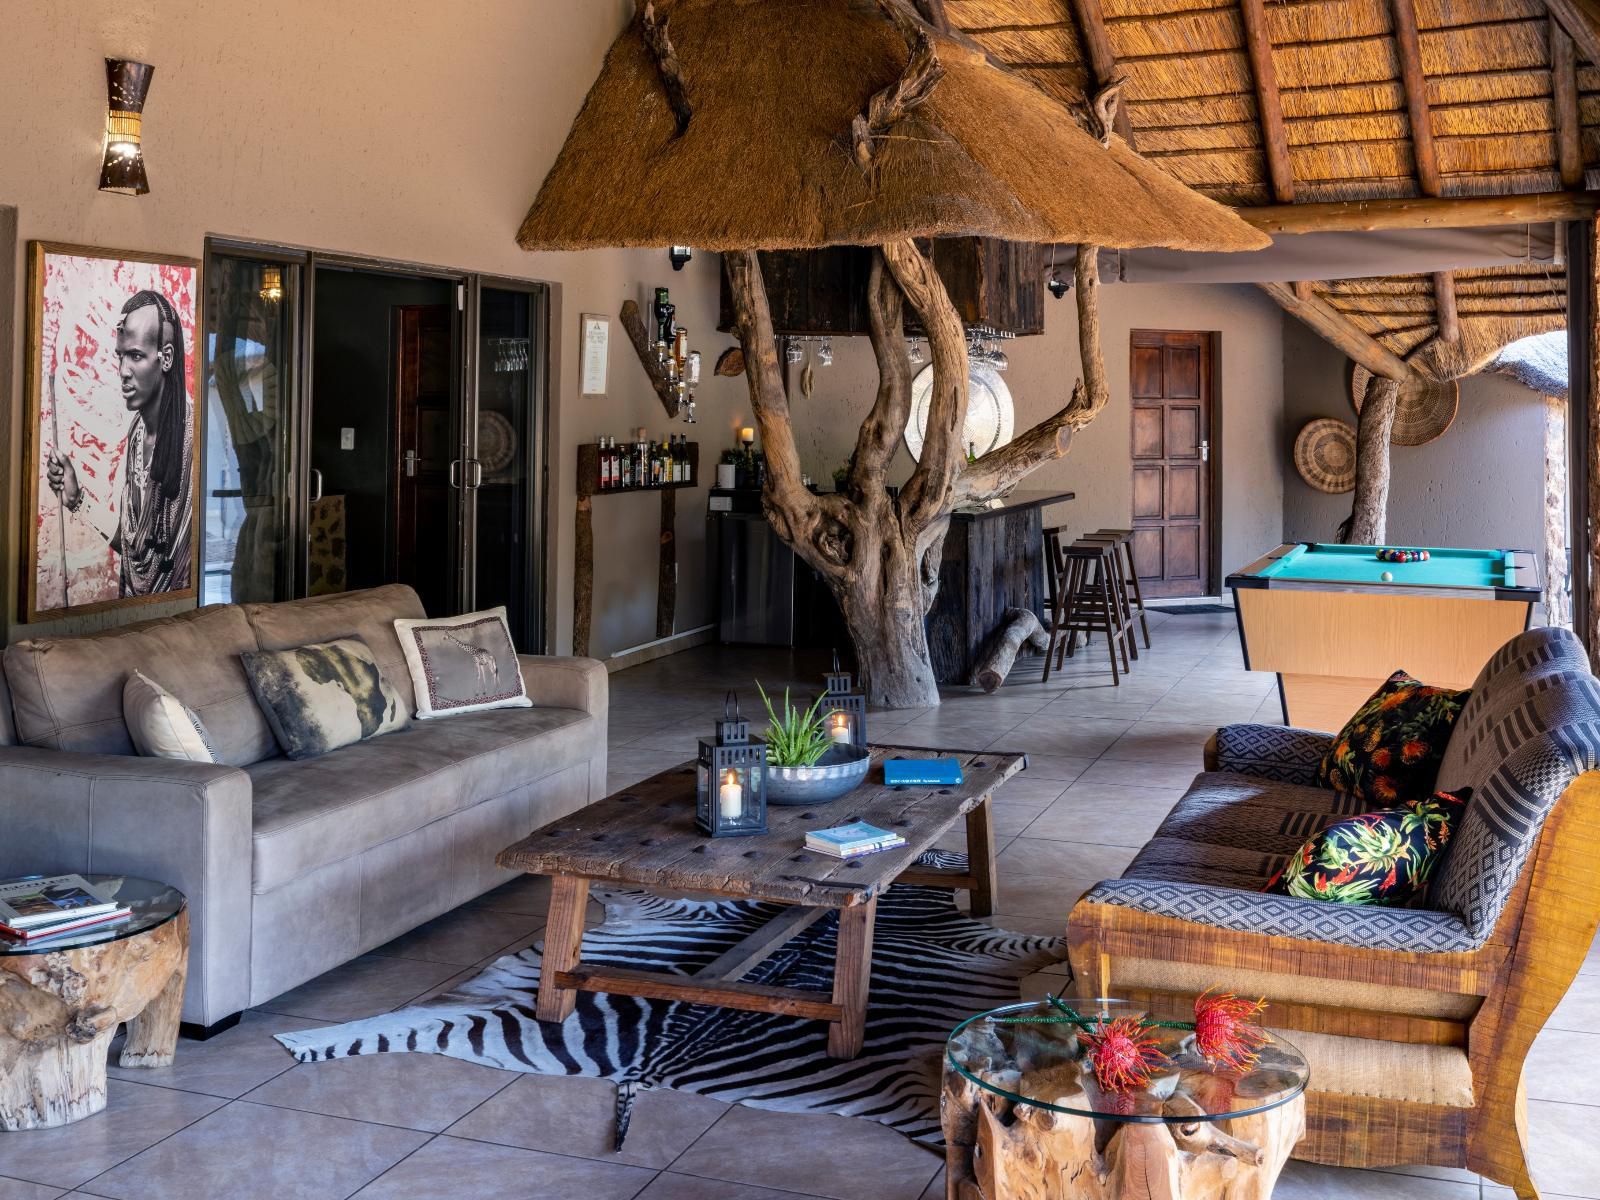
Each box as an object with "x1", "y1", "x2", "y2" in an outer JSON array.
[{"x1": 581, "y1": 314, "x2": 609, "y2": 397}]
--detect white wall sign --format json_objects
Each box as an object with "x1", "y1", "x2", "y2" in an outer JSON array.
[{"x1": 581, "y1": 314, "x2": 610, "y2": 397}]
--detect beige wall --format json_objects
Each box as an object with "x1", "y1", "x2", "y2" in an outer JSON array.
[
  {"x1": 785, "y1": 280, "x2": 1287, "y2": 585},
  {"x1": 0, "y1": 0, "x2": 763, "y2": 654}
]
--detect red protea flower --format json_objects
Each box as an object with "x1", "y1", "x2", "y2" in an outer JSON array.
[
  {"x1": 1400, "y1": 739, "x2": 1428, "y2": 765},
  {"x1": 1193, "y1": 989, "x2": 1269, "y2": 1074},
  {"x1": 1371, "y1": 747, "x2": 1392, "y2": 769},
  {"x1": 1081, "y1": 1015, "x2": 1168, "y2": 1093}
]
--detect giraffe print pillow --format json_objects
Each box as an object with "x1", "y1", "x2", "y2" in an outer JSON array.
[{"x1": 392, "y1": 607, "x2": 532, "y2": 720}]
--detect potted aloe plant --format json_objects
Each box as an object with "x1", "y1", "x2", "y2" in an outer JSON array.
[{"x1": 757, "y1": 682, "x2": 870, "y2": 804}]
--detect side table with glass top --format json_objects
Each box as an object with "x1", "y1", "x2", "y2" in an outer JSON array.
[
  {"x1": 0, "y1": 876, "x2": 188, "y2": 1131},
  {"x1": 943, "y1": 998, "x2": 1309, "y2": 1200}
]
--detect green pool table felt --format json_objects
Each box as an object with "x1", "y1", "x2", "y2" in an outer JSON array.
[{"x1": 1255, "y1": 544, "x2": 1517, "y2": 589}]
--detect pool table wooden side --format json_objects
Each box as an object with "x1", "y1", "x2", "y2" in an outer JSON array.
[{"x1": 1235, "y1": 587, "x2": 1532, "y2": 732}]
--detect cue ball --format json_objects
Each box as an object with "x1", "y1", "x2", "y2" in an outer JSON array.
[{"x1": 1380, "y1": 570, "x2": 1394, "y2": 582}]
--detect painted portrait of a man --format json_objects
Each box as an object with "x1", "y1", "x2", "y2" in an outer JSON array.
[{"x1": 25, "y1": 244, "x2": 200, "y2": 621}]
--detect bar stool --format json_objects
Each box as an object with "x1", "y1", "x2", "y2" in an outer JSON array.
[
  {"x1": 1042, "y1": 533, "x2": 1134, "y2": 685},
  {"x1": 1080, "y1": 528, "x2": 1152, "y2": 651}
]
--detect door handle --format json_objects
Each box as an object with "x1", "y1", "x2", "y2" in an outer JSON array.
[
  {"x1": 448, "y1": 459, "x2": 461, "y2": 489},
  {"x1": 466, "y1": 459, "x2": 483, "y2": 490},
  {"x1": 1199, "y1": 440, "x2": 1210, "y2": 463},
  {"x1": 309, "y1": 468, "x2": 323, "y2": 504},
  {"x1": 404, "y1": 449, "x2": 418, "y2": 478}
]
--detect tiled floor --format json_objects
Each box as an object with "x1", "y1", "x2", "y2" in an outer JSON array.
[{"x1": 4, "y1": 608, "x2": 1598, "y2": 1199}]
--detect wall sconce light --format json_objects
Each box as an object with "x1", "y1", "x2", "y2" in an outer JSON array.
[
  {"x1": 1047, "y1": 276, "x2": 1072, "y2": 300},
  {"x1": 258, "y1": 266, "x2": 284, "y2": 305},
  {"x1": 99, "y1": 58, "x2": 154, "y2": 196},
  {"x1": 669, "y1": 245, "x2": 693, "y2": 271}
]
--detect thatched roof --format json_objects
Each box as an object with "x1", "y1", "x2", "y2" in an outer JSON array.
[
  {"x1": 951, "y1": 0, "x2": 1593, "y2": 206},
  {"x1": 517, "y1": 0, "x2": 1267, "y2": 253}
]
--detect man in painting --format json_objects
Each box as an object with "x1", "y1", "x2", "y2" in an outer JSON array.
[{"x1": 47, "y1": 289, "x2": 194, "y2": 597}]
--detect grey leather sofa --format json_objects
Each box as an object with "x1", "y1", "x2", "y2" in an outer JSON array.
[{"x1": 0, "y1": 585, "x2": 607, "y2": 1033}]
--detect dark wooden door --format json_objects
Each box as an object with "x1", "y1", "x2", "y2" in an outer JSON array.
[
  {"x1": 394, "y1": 304, "x2": 453, "y2": 618},
  {"x1": 1130, "y1": 330, "x2": 1214, "y2": 598}
]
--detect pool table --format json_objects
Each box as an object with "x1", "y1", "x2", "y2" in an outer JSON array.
[{"x1": 1227, "y1": 543, "x2": 1541, "y2": 732}]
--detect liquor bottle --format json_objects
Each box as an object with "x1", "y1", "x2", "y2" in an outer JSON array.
[
  {"x1": 605, "y1": 437, "x2": 617, "y2": 489},
  {"x1": 675, "y1": 435, "x2": 686, "y2": 482},
  {"x1": 596, "y1": 435, "x2": 608, "y2": 490},
  {"x1": 669, "y1": 435, "x2": 679, "y2": 483},
  {"x1": 653, "y1": 288, "x2": 674, "y2": 365}
]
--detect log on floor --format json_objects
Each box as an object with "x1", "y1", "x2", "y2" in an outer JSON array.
[{"x1": 972, "y1": 606, "x2": 1049, "y2": 693}]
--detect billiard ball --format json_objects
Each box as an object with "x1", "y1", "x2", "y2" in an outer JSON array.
[{"x1": 1380, "y1": 571, "x2": 1394, "y2": 582}]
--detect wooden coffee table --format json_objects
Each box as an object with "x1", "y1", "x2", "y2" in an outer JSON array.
[{"x1": 497, "y1": 746, "x2": 1026, "y2": 1059}]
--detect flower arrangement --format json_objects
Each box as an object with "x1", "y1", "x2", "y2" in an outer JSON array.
[{"x1": 756, "y1": 683, "x2": 832, "y2": 768}]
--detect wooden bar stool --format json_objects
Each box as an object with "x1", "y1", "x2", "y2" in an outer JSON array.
[
  {"x1": 1041, "y1": 535, "x2": 1133, "y2": 685},
  {"x1": 1081, "y1": 528, "x2": 1152, "y2": 651}
]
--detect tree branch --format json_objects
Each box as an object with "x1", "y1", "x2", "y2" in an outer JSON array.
[
  {"x1": 721, "y1": 251, "x2": 823, "y2": 553},
  {"x1": 882, "y1": 238, "x2": 969, "y2": 532},
  {"x1": 638, "y1": 1, "x2": 692, "y2": 137},
  {"x1": 953, "y1": 245, "x2": 1107, "y2": 504},
  {"x1": 851, "y1": 29, "x2": 944, "y2": 176},
  {"x1": 1342, "y1": 376, "x2": 1399, "y2": 544},
  {"x1": 618, "y1": 300, "x2": 685, "y2": 419},
  {"x1": 849, "y1": 250, "x2": 912, "y2": 495}
]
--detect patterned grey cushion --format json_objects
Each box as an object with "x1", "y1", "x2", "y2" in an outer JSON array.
[
  {"x1": 1082, "y1": 878, "x2": 1477, "y2": 953},
  {"x1": 1429, "y1": 626, "x2": 1600, "y2": 940},
  {"x1": 1213, "y1": 724, "x2": 1334, "y2": 786},
  {"x1": 242, "y1": 637, "x2": 408, "y2": 761}
]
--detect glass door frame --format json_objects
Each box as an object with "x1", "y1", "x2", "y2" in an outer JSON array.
[{"x1": 202, "y1": 237, "x2": 552, "y2": 643}]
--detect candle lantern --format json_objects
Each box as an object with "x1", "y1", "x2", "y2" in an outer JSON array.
[
  {"x1": 820, "y1": 650, "x2": 868, "y2": 751},
  {"x1": 696, "y1": 692, "x2": 768, "y2": 838}
]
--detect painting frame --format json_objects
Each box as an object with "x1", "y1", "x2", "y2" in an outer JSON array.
[
  {"x1": 22, "y1": 241, "x2": 204, "y2": 624},
  {"x1": 580, "y1": 312, "x2": 610, "y2": 397}
]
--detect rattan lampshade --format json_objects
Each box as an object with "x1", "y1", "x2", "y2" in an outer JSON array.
[
  {"x1": 1350, "y1": 365, "x2": 1459, "y2": 447},
  {"x1": 1294, "y1": 419, "x2": 1357, "y2": 494}
]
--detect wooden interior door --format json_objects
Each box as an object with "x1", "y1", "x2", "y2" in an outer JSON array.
[
  {"x1": 1130, "y1": 330, "x2": 1214, "y2": 598},
  {"x1": 394, "y1": 304, "x2": 453, "y2": 617}
]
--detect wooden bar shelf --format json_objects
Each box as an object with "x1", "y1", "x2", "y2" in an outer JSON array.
[{"x1": 576, "y1": 442, "x2": 699, "y2": 498}]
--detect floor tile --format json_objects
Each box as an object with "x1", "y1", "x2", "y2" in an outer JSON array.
[
  {"x1": 1073, "y1": 757, "x2": 1204, "y2": 790},
  {"x1": 1013, "y1": 753, "x2": 1095, "y2": 783},
  {"x1": 993, "y1": 839, "x2": 1137, "y2": 916},
  {"x1": 1525, "y1": 1029, "x2": 1600, "y2": 1105},
  {"x1": 244, "y1": 1053, "x2": 517, "y2": 1132},
  {"x1": 635, "y1": 1173, "x2": 822, "y2": 1200},
  {"x1": 464, "y1": 872, "x2": 553, "y2": 916},
  {"x1": 0, "y1": 1181, "x2": 66, "y2": 1200},
  {"x1": 350, "y1": 1135, "x2": 656, "y2": 1200},
  {"x1": 671, "y1": 1106, "x2": 940, "y2": 1200},
  {"x1": 1022, "y1": 783, "x2": 1183, "y2": 847},
  {"x1": 1526, "y1": 1099, "x2": 1600, "y2": 1198},
  {"x1": 919, "y1": 1168, "x2": 946, "y2": 1199},
  {"x1": 107, "y1": 1011, "x2": 323, "y2": 1099},
  {"x1": 446, "y1": 1074, "x2": 726, "y2": 1169},
  {"x1": 253, "y1": 955, "x2": 462, "y2": 1023},
  {"x1": 370, "y1": 906, "x2": 544, "y2": 965},
  {"x1": 84, "y1": 1101, "x2": 427, "y2": 1200},
  {"x1": 0, "y1": 1081, "x2": 224, "y2": 1191},
  {"x1": 986, "y1": 774, "x2": 1070, "y2": 808},
  {"x1": 1273, "y1": 1162, "x2": 1479, "y2": 1199},
  {"x1": 988, "y1": 716, "x2": 1133, "y2": 758}
]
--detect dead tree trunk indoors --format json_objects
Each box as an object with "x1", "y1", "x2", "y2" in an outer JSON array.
[
  {"x1": 1344, "y1": 376, "x2": 1399, "y2": 545},
  {"x1": 723, "y1": 243, "x2": 1110, "y2": 709}
]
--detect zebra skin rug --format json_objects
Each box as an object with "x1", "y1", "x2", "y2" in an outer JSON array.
[{"x1": 274, "y1": 852, "x2": 1067, "y2": 1147}]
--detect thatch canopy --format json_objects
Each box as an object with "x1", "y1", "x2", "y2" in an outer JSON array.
[{"x1": 517, "y1": 0, "x2": 1267, "y2": 253}]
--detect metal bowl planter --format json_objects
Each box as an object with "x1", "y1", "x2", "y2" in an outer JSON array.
[{"x1": 765, "y1": 744, "x2": 872, "y2": 805}]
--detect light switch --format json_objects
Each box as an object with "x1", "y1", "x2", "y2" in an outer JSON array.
[{"x1": 340, "y1": 427, "x2": 355, "y2": 450}]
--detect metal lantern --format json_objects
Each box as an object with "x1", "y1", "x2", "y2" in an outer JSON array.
[
  {"x1": 820, "y1": 650, "x2": 868, "y2": 751},
  {"x1": 696, "y1": 692, "x2": 768, "y2": 837}
]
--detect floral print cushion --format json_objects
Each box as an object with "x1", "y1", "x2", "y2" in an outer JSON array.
[
  {"x1": 1265, "y1": 789, "x2": 1470, "y2": 905},
  {"x1": 1317, "y1": 670, "x2": 1469, "y2": 803}
]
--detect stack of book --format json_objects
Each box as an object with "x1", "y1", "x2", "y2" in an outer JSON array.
[
  {"x1": 805, "y1": 820, "x2": 907, "y2": 859},
  {"x1": 0, "y1": 875, "x2": 131, "y2": 942}
]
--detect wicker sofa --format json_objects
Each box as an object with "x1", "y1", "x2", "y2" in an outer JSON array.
[
  {"x1": 0, "y1": 585, "x2": 607, "y2": 1034},
  {"x1": 1068, "y1": 625, "x2": 1600, "y2": 1200}
]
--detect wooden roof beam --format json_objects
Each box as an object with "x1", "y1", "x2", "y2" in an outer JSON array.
[
  {"x1": 1433, "y1": 271, "x2": 1460, "y2": 342},
  {"x1": 1067, "y1": 0, "x2": 1135, "y2": 145},
  {"x1": 1391, "y1": 0, "x2": 1442, "y2": 196},
  {"x1": 1237, "y1": 190, "x2": 1599, "y2": 233},
  {"x1": 1547, "y1": 0, "x2": 1600, "y2": 67},
  {"x1": 1551, "y1": 18, "x2": 1586, "y2": 189},
  {"x1": 1260, "y1": 281, "x2": 1413, "y2": 380},
  {"x1": 1239, "y1": 0, "x2": 1294, "y2": 202}
]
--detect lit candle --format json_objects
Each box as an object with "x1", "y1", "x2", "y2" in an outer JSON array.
[
  {"x1": 829, "y1": 711, "x2": 851, "y2": 744},
  {"x1": 718, "y1": 769, "x2": 743, "y2": 820},
  {"x1": 739, "y1": 426, "x2": 755, "y2": 446}
]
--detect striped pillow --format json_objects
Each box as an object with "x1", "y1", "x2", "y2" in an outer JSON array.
[{"x1": 123, "y1": 671, "x2": 220, "y2": 763}]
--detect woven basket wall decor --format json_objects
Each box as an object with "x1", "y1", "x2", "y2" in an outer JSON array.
[
  {"x1": 1350, "y1": 365, "x2": 1459, "y2": 446},
  {"x1": 1294, "y1": 418, "x2": 1357, "y2": 494}
]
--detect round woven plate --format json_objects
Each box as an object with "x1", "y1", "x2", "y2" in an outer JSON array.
[
  {"x1": 1294, "y1": 418, "x2": 1357, "y2": 494},
  {"x1": 904, "y1": 363, "x2": 1015, "y2": 462},
  {"x1": 478, "y1": 410, "x2": 517, "y2": 476},
  {"x1": 1351, "y1": 364, "x2": 1459, "y2": 446}
]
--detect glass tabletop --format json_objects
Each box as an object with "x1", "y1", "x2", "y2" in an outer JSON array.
[
  {"x1": 947, "y1": 998, "x2": 1309, "y2": 1125},
  {"x1": 0, "y1": 875, "x2": 185, "y2": 956}
]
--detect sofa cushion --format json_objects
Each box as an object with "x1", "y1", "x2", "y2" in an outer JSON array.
[
  {"x1": 124, "y1": 671, "x2": 221, "y2": 763},
  {"x1": 394, "y1": 607, "x2": 532, "y2": 719},
  {"x1": 1212, "y1": 724, "x2": 1332, "y2": 786},
  {"x1": 1317, "y1": 671, "x2": 1468, "y2": 804},
  {"x1": 242, "y1": 585, "x2": 424, "y2": 716},
  {"x1": 248, "y1": 704, "x2": 596, "y2": 892},
  {"x1": 1430, "y1": 625, "x2": 1600, "y2": 941},
  {"x1": 242, "y1": 637, "x2": 408, "y2": 760},
  {"x1": 1268, "y1": 1028, "x2": 1473, "y2": 1107},
  {"x1": 2, "y1": 605, "x2": 277, "y2": 766}
]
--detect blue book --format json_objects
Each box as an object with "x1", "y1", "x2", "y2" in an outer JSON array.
[
  {"x1": 805, "y1": 821, "x2": 906, "y2": 857},
  {"x1": 883, "y1": 757, "x2": 964, "y2": 787}
]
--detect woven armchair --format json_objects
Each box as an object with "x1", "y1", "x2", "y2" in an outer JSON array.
[{"x1": 1067, "y1": 628, "x2": 1600, "y2": 1200}]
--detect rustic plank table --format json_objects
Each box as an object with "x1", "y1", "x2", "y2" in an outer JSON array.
[{"x1": 497, "y1": 746, "x2": 1026, "y2": 1059}]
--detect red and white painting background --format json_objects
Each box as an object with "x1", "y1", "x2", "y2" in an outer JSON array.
[{"x1": 32, "y1": 250, "x2": 198, "y2": 612}]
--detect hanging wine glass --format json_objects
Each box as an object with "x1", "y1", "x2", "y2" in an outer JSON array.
[
  {"x1": 907, "y1": 337, "x2": 925, "y2": 364},
  {"x1": 818, "y1": 336, "x2": 833, "y2": 367},
  {"x1": 785, "y1": 337, "x2": 804, "y2": 366}
]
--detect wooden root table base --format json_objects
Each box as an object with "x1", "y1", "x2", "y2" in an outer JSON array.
[
  {"x1": 0, "y1": 909, "x2": 188, "y2": 1130},
  {"x1": 942, "y1": 1067, "x2": 1306, "y2": 1200}
]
